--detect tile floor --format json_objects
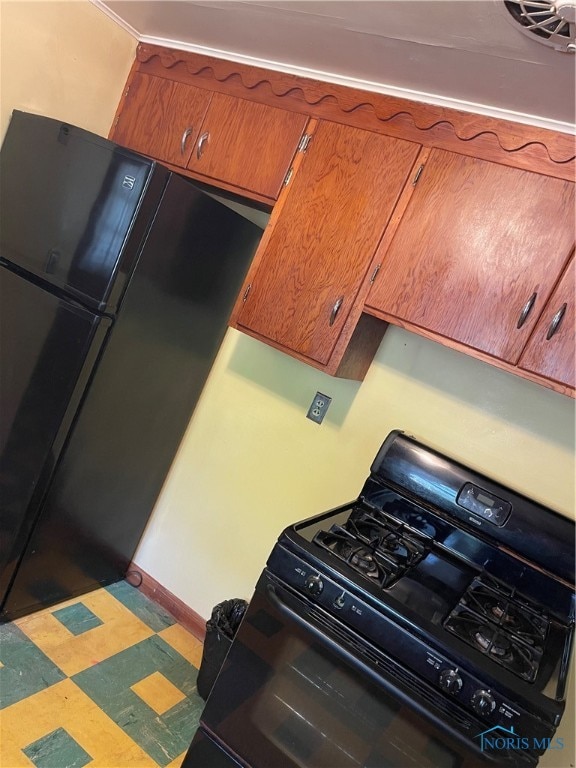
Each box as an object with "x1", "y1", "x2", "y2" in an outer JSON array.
[{"x1": 0, "y1": 582, "x2": 205, "y2": 767}]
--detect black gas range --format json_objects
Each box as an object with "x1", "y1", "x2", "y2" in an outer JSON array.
[{"x1": 185, "y1": 431, "x2": 575, "y2": 768}]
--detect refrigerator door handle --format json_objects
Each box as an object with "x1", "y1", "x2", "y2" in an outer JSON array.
[{"x1": 45, "y1": 248, "x2": 61, "y2": 274}]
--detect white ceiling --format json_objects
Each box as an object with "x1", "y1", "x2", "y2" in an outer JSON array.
[{"x1": 95, "y1": 1, "x2": 576, "y2": 129}]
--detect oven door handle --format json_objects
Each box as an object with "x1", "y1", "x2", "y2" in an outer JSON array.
[{"x1": 264, "y1": 579, "x2": 532, "y2": 767}]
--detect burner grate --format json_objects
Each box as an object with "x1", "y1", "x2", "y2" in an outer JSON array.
[
  {"x1": 312, "y1": 509, "x2": 429, "y2": 588},
  {"x1": 444, "y1": 577, "x2": 549, "y2": 682},
  {"x1": 462, "y1": 581, "x2": 548, "y2": 646}
]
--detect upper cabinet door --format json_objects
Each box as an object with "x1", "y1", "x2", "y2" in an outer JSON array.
[
  {"x1": 518, "y1": 256, "x2": 575, "y2": 389},
  {"x1": 112, "y1": 74, "x2": 212, "y2": 167},
  {"x1": 235, "y1": 121, "x2": 420, "y2": 366},
  {"x1": 186, "y1": 93, "x2": 308, "y2": 200},
  {"x1": 366, "y1": 149, "x2": 575, "y2": 364}
]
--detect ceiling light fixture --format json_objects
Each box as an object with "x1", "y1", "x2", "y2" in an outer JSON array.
[{"x1": 504, "y1": 0, "x2": 576, "y2": 51}]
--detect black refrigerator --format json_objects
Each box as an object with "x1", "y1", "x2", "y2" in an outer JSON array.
[{"x1": 0, "y1": 110, "x2": 265, "y2": 620}]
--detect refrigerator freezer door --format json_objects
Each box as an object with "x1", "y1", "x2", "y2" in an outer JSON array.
[
  {"x1": 0, "y1": 175, "x2": 263, "y2": 619},
  {"x1": 0, "y1": 266, "x2": 111, "y2": 606},
  {"x1": 0, "y1": 111, "x2": 161, "y2": 313}
]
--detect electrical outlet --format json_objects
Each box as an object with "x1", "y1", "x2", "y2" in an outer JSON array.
[{"x1": 306, "y1": 392, "x2": 332, "y2": 424}]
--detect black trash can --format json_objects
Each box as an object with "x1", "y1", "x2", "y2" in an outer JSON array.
[{"x1": 196, "y1": 598, "x2": 248, "y2": 700}]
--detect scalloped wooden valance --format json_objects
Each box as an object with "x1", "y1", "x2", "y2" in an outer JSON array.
[{"x1": 135, "y1": 43, "x2": 575, "y2": 181}]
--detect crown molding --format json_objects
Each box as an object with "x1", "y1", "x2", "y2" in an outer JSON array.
[
  {"x1": 92, "y1": 0, "x2": 141, "y2": 40},
  {"x1": 135, "y1": 34, "x2": 575, "y2": 136},
  {"x1": 92, "y1": 0, "x2": 574, "y2": 135}
]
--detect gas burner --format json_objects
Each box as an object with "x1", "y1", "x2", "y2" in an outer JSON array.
[
  {"x1": 350, "y1": 547, "x2": 380, "y2": 578},
  {"x1": 316, "y1": 529, "x2": 389, "y2": 585},
  {"x1": 462, "y1": 579, "x2": 548, "y2": 647},
  {"x1": 474, "y1": 626, "x2": 512, "y2": 659},
  {"x1": 489, "y1": 601, "x2": 507, "y2": 621},
  {"x1": 312, "y1": 510, "x2": 430, "y2": 588},
  {"x1": 445, "y1": 607, "x2": 541, "y2": 681},
  {"x1": 444, "y1": 577, "x2": 548, "y2": 682},
  {"x1": 350, "y1": 511, "x2": 429, "y2": 565},
  {"x1": 474, "y1": 628, "x2": 492, "y2": 651},
  {"x1": 381, "y1": 533, "x2": 400, "y2": 551}
]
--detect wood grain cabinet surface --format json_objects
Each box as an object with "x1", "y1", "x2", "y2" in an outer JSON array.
[
  {"x1": 185, "y1": 92, "x2": 308, "y2": 200},
  {"x1": 112, "y1": 73, "x2": 212, "y2": 167},
  {"x1": 112, "y1": 73, "x2": 307, "y2": 201},
  {"x1": 112, "y1": 50, "x2": 575, "y2": 393},
  {"x1": 232, "y1": 120, "x2": 421, "y2": 375},
  {"x1": 365, "y1": 149, "x2": 575, "y2": 368},
  {"x1": 518, "y1": 256, "x2": 575, "y2": 389}
]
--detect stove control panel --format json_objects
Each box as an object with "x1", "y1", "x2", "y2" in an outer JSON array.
[
  {"x1": 426, "y1": 653, "x2": 518, "y2": 728},
  {"x1": 269, "y1": 544, "x2": 549, "y2": 740},
  {"x1": 457, "y1": 483, "x2": 511, "y2": 526}
]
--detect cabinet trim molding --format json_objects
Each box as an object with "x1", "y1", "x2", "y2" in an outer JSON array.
[{"x1": 135, "y1": 43, "x2": 575, "y2": 180}]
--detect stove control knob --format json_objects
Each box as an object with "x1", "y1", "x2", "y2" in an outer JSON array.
[
  {"x1": 471, "y1": 690, "x2": 496, "y2": 716},
  {"x1": 334, "y1": 592, "x2": 346, "y2": 609},
  {"x1": 304, "y1": 574, "x2": 324, "y2": 596},
  {"x1": 439, "y1": 669, "x2": 463, "y2": 694}
]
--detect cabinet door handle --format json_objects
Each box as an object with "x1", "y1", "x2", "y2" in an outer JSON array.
[
  {"x1": 196, "y1": 131, "x2": 210, "y2": 160},
  {"x1": 516, "y1": 292, "x2": 537, "y2": 329},
  {"x1": 546, "y1": 303, "x2": 567, "y2": 340},
  {"x1": 329, "y1": 296, "x2": 344, "y2": 326},
  {"x1": 181, "y1": 127, "x2": 193, "y2": 156}
]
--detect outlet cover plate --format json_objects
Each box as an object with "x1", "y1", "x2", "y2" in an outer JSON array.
[{"x1": 306, "y1": 392, "x2": 332, "y2": 424}]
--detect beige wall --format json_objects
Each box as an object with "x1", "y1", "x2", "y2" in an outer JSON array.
[
  {"x1": 135, "y1": 327, "x2": 575, "y2": 617},
  {"x1": 0, "y1": 0, "x2": 135, "y2": 140}
]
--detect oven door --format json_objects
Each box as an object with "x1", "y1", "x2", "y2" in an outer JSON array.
[{"x1": 189, "y1": 570, "x2": 536, "y2": 768}]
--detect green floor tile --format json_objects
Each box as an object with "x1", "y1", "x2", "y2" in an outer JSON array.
[
  {"x1": 72, "y1": 635, "x2": 199, "y2": 767},
  {"x1": 106, "y1": 581, "x2": 176, "y2": 632},
  {"x1": 23, "y1": 727, "x2": 92, "y2": 768},
  {"x1": 0, "y1": 624, "x2": 66, "y2": 709},
  {"x1": 52, "y1": 603, "x2": 103, "y2": 636}
]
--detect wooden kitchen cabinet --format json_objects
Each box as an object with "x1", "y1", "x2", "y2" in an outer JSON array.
[
  {"x1": 365, "y1": 149, "x2": 575, "y2": 365},
  {"x1": 112, "y1": 74, "x2": 307, "y2": 201},
  {"x1": 113, "y1": 45, "x2": 576, "y2": 394},
  {"x1": 232, "y1": 120, "x2": 421, "y2": 374},
  {"x1": 517, "y1": 255, "x2": 575, "y2": 389},
  {"x1": 185, "y1": 92, "x2": 308, "y2": 200},
  {"x1": 112, "y1": 73, "x2": 212, "y2": 167}
]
